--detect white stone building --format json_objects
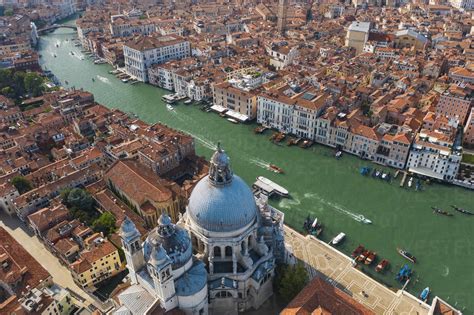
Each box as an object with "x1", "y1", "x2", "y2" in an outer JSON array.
[
  {"x1": 407, "y1": 129, "x2": 462, "y2": 182},
  {"x1": 123, "y1": 35, "x2": 190, "y2": 82}
]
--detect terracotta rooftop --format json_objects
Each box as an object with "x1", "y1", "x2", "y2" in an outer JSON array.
[{"x1": 281, "y1": 277, "x2": 374, "y2": 315}]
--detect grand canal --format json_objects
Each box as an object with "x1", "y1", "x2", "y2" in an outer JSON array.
[{"x1": 38, "y1": 25, "x2": 474, "y2": 312}]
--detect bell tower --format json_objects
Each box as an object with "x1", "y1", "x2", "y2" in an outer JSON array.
[
  {"x1": 120, "y1": 217, "x2": 145, "y2": 284},
  {"x1": 148, "y1": 243, "x2": 178, "y2": 311}
]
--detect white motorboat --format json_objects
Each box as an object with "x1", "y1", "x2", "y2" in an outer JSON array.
[
  {"x1": 331, "y1": 232, "x2": 346, "y2": 245},
  {"x1": 227, "y1": 118, "x2": 239, "y2": 124},
  {"x1": 408, "y1": 177, "x2": 413, "y2": 188},
  {"x1": 166, "y1": 104, "x2": 174, "y2": 111},
  {"x1": 121, "y1": 78, "x2": 129, "y2": 83},
  {"x1": 184, "y1": 99, "x2": 192, "y2": 105}
]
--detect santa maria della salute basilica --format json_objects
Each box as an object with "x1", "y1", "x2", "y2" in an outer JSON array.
[{"x1": 115, "y1": 144, "x2": 286, "y2": 315}]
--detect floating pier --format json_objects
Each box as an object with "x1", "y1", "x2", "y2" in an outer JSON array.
[
  {"x1": 253, "y1": 176, "x2": 289, "y2": 197},
  {"x1": 400, "y1": 172, "x2": 408, "y2": 187}
]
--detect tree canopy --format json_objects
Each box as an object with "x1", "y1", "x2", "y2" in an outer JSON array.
[
  {"x1": 274, "y1": 263, "x2": 309, "y2": 304},
  {"x1": 61, "y1": 188, "x2": 99, "y2": 225},
  {"x1": 0, "y1": 69, "x2": 44, "y2": 102},
  {"x1": 11, "y1": 176, "x2": 33, "y2": 194},
  {"x1": 92, "y1": 212, "x2": 116, "y2": 236}
]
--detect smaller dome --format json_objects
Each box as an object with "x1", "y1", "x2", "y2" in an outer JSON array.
[
  {"x1": 144, "y1": 214, "x2": 192, "y2": 269},
  {"x1": 119, "y1": 217, "x2": 140, "y2": 242},
  {"x1": 148, "y1": 243, "x2": 170, "y2": 269}
]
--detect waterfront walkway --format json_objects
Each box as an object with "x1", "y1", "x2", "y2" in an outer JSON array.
[{"x1": 284, "y1": 225, "x2": 430, "y2": 315}]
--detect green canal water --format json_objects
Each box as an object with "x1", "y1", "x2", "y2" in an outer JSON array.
[{"x1": 38, "y1": 26, "x2": 474, "y2": 312}]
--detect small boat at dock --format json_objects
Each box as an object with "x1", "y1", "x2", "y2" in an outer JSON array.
[
  {"x1": 299, "y1": 139, "x2": 313, "y2": 148},
  {"x1": 375, "y1": 259, "x2": 389, "y2": 272},
  {"x1": 451, "y1": 205, "x2": 474, "y2": 215},
  {"x1": 360, "y1": 166, "x2": 371, "y2": 176},
  {"x1": 407, "y1": 177, "x2": 413, "y2": 188},
  {"x1": 397, "y1": 248, "x2": 416, "y2": 263},
  {"x1": 431, "y1": 207, "x2": 453, "y2": 217},
  {"x1": 270, "y1": 132, "x2": 286, "y2": 143},
  {"x1": 166, "y1": 104, "x2": 174, "y2": 111},
  {"x1": 121, "y1": 78, "x2": 129, "y2": 83},
  {"x1": 419, "y1": 287, "x2": 430, "y2": 302},
  {"x1": 396, "y1": 264, "x2": 412, "y2": 282},
  {"x1": 184, "y1": 99, "x2": 192, "y2": 105},
  {"x1": 303, "y1": 216, "x2": 323, "y2": 237},
  {"x1": 254, "y1": 126, "x2": 268, "y2": 134},
  {"x1": 286, "y1": 137, "x2": 301, "y2": 146},
  {"x1": 357, "y1": 250, "x2": 370, "y2": 262},
  {"x1": 335, "y1": 151, "x2": 342, "y2": 159},
  {"x1": 364, "y1": 251, "x2": 376, "y2": 265},
  {"x1": 227, "y1": 118, "x2": 239, "y2": 124},
  {"x1": 331, "y1": 232, "x2": 345, "y2": 245},
  {"x1": 268, "y1": 164, "x2": 284, "y2": 174},
  {"x1": 352, "y1": 245, "x2": 364, "y2": 258}
]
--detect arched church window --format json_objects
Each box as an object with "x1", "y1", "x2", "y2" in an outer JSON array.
[
  {"x1": 225, "y1": 246, "x2": 232, "y2": 257},
  {"x1": 214, "y1": 246, "x2": 221, "y2": 257}
]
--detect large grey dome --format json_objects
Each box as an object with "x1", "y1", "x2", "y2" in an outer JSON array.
[{"x1": 188, "y1": 175, "x2": 258, "y2": 232}]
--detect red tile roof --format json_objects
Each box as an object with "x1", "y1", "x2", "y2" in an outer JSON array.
[{"x1": 281, "y1": 277, "x2": 374, "y2": 315}]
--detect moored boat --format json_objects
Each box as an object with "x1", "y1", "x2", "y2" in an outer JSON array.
[
  {"x1": 357, "y1": 250, "x2": 370, "y2": 262},
  {"x1": 419, "y1": 287, "x2": 430, "y2": 302},
  {"x1": 254, "y1": 126, "x2": 268, "y2": 134},
  {"x1": 364, "y1": 251, "x2": 376, "y2": 265},
  {"x1": 268, "y1": 164, "x2": 284, "y2": 174},
  {"x1": 352, "y1": 245, "x2": 364, "y2": 258},
  {"x1": 331, "y1": 232, "x2": 345, "y2": 246},
  {"x1": 375, "y1": 259, "x2": 389, "y2": 272},
  {"x1": 408, "y1": 177, "x2": 413, "y2": 188},
  {"x1": 299, "y1": 139, "x2": 313, "y2": 148},
  {"x1": 166, "y1": 104, "x2": 174, "y2": 111},
  {"x1": 303, "y1": 216, "x2": 323, "y2": 237},
  {"x1": 397, "y1": 248, "x2": 416, "y2": 263},
  {"x1": 227, "y1": 118, "x2": 239, "y2": 124},
  {"x1": 184, "y1": 99, "x2": 192, "y2": 105},
  {"x1": 335, "y1": 151, "x2": 342, "y2": 159},
  {"x1": 395, "y1": 264, "x2": 412, "y2": 282}
]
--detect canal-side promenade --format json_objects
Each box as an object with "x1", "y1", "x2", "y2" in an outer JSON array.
[{"x1": 284, "y1": 225, "x2": 434, "y2": 315}]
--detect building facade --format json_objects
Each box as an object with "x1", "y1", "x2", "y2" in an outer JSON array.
[{"x1": 123, "y1": 35, "x2": 191, "y2": 82}]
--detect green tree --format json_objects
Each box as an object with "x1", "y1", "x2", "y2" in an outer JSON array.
[
  {"x1": 66, "y1": 188, "x2": 95, "y2": 212},
  {"x1": 11, "y1": 176, "x2": 33, "y2": 194},
  {"x1": 4, "y1": 8, "x2": 13, "y2": 16},
  {"x1": 1, "y1": 86, "x2": 14, "y2": 98},
  {"x1": 92, "y1": 212, "x2": 116, "y2": 236},
  {"x1": 275, "y1": 263, "x2": 309, "y2": 303},
  {"x1": 24, "y1": 72, "x2": 44, "y2": 97}
]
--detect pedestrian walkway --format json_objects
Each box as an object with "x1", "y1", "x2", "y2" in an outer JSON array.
[
  {"x1": 284, "y1": 226, "x2": 430, "y2": 315},
  {"x1": 0, "y1": 212, "x2": 94, "y2": 307}
]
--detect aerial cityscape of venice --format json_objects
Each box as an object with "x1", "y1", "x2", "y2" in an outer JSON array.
[{"x1": 0, "y1": 0, "x2": 473, "y2": 314}]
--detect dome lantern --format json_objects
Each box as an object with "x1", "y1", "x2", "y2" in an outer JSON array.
[{"x1": 209, "y1": 142, "x2": 233, "y2": 186}]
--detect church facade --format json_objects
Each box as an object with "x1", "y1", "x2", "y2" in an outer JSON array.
[{"x1": 115, "y1": 144, "x2": 285, "y2": 315}]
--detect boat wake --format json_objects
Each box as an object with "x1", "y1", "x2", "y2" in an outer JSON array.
[
  {"x1": 248, "y1": 157, "x2": 270, "y2": 170},
  {"x1": 189, "y1": 134, "x2": 217, "y2": 151},
  {"x1": 278, "y1": 193, "x2": 301, "y2": 209},
  {"x1": 309, "y1": 194, "x2": 372, "y2": 224},
  {"x1": 96, "y1": 75, "x2": 110, "y2": 84},
  {"x1": 442, "y1": 266, "x2": 450, "y2": 277}
]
